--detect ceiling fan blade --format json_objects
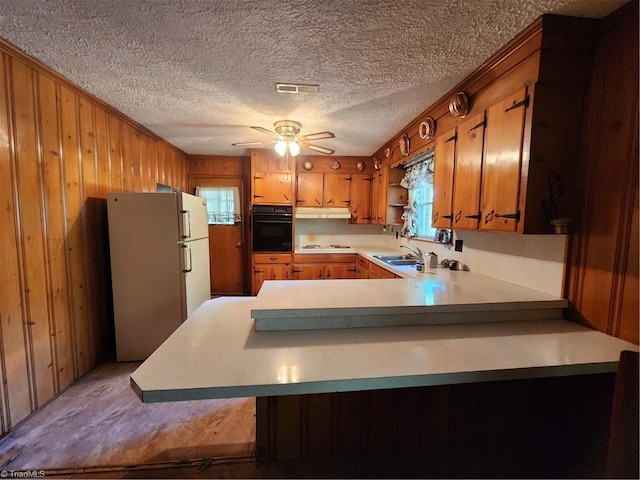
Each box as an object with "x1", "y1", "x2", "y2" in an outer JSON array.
[
  {"x1": 250, "y1": 126, "x2": 278, "y2": 137},
  {"x1": 232, "y1": 140, "x2": 273, "y2": 146},
  {"x1": 304, "y1": 143, "x2": 335, "y2": 155},
  {"x1": 300, "y1": 131, "x2": 335, "y2": 141}
]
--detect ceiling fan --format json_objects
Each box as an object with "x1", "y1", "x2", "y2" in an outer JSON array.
[{"x1": 232, "y1": 120, "x2": 335, "y2": 156}]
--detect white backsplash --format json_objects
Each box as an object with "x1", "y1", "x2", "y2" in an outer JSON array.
[{"x1": 295, "y1": 219, "x2": 567, "y2": 297}]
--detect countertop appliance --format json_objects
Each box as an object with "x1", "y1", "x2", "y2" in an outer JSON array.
[
  {"x1": 252, "y1": 204, "x2": 293, "y2": 252},
  {"x1": 107, "y1": 191, "x2": 211, "y2": 361}
]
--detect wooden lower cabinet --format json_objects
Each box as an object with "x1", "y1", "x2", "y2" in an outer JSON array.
[
  {"x1": 355, "y1": 255, "x2": 369, "y2": 278},
  {"x1": 252, "y1": 253, "x2": 292, "y2": 295},
  {"x1": 354, "y1": 254, "x2": 401, "y2": 279},
  {"x1": 256, "y1": 374, "x2": 615, "y2": 478},
  {"x1": 292, "y1": 254, "x2": 356, "y2": 280},
  {"x1": 368, "y1": 261, "x2": 399, "y2": 279}
]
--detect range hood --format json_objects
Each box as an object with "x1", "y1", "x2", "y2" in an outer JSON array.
[{"x1": 295, "y1": 207, "x2": 352, "y2": 219}]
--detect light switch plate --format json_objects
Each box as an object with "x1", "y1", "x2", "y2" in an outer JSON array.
[{"x1": 454, "y1": 239, "x2": 463, "y2": 252}]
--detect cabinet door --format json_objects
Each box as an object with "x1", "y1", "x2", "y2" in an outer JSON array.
[
  {"x1": 253, "y1": 264, "x2": 291, "y2": 294},
  {"x1": 432, "y1": 128, "x2": 456, "y2": 229},
  {"x1": 350, "y1": 174, "x2": 372, "y2": 224},
  {"x1": 452, "y1": 112, "x2": 486, "y2": 230},
  {"x1": 292, "y1": 263, "x2": 323, "y2": 280},
  {"x1": 377, "y1": 167, "x2": 389, "y2": 224},
  {"x1": 253, "y1": 172, "x2": 293, "y2": 204},
  {"x1": 370, "y1": 170, "x2": 380, "y2": 224},
  {"x1": 480, "y1": 88, "x2": 528, "y2": 232},
  {"x1": 324, "y1": 263, "x2": 356, "y2": 280},
  {"x1": 324, "y1": 174, "x2": 351, "y2": 207},
  {"x1": 355, "y1": 263, "x2": 369, "y2": 278},
  {"x1": 296, "y1": 173, "x2": 324, "y2": 206},
  {"x1": 324, "y1": 263, "x2": 357, "y2": 279}
]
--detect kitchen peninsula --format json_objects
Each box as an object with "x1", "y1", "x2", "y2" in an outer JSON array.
[{"x1": 131, "y1": 247, "x2": 636, "y2": 471}]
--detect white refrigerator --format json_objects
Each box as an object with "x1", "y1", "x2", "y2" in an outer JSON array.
[{"x1": 107, "y1": 191, "x2": 211, "y2": 361}]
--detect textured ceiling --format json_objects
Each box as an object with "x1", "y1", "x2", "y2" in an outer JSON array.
[{"x1": 0, "y1": 0, "x2": 627, "y2": 156}]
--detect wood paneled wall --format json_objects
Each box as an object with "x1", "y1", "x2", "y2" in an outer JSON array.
[
  {"x1": 257, "y1": 375, "x2": 616, "y2": 477},
  {"x1": 566, "y1": 1, "x2": 639, "y2": 344},
  {"x1": 187, "y1": 154, "x2": 247, "y2": 180},
  {"x1": 0, "y1": 41, "x2": 187, "y2": 434}
]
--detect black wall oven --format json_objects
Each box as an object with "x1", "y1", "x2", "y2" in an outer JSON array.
[{"x1": 252, "y1": 205, "x2": 293, "y2": 252}]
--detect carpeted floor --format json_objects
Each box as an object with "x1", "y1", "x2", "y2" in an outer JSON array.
[{"x1": 0, "y1": 361, "x2": 255, "y2": 472}]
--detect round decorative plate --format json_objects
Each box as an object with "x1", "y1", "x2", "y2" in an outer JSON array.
[
  {"x1": 399, "y1": 133, "x2": 410, "y2": 156},
  {"x1": 449, "y1": 91, "x2": 469, "y2": 117},
  {"x1": 384, "y1": 147, "x2": 391, "y2": 158},
  {"x1": 419, "y1": 117, "x2": 436, "y2": 139},
  {"x1": 329, "y1": 159, "x2": 341, "y2": 170},
  {"x1": 303, "y1": 160, "x2": 313, "y2": 170},
  {"x1": 356, "y1": 160, "x2": 365, "y2": 171},
  {"x1": 373, "y1": 158, "x2": 381, "y2": 170}
]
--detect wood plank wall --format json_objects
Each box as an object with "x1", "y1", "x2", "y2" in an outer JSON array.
[
  {"x1": 0, "y1": 41, "x2": 188, "y2": 434},
  {"x1": 566, "y1": 1, "x2": 639, "y2": 344},
  {"x1": 256, "y1": 374, "x2": 616, "y2": 477}
]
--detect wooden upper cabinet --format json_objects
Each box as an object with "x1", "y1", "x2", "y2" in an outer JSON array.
[
  {"x1": 296, "y1": 172, "x2": 352, "y2": 208},
  {"x1": 251, "y1": 149, "x2": 294, "y2": 205},
  {"x1": 296, "y1": 172, "x2": 324, "y2": 206},
  {"x1": 324, "y1": 174, "x2": 351, "y2": 207},
  {"x1": 452, "y1": 112, "x2": 486, "y2": 230},
  {"x1": 432, "y1": 128, "x2": 457, "y2": 229},
  {"x1": 253, "y1": 172, "x2": 294, "y2": 204},
  {"x1": 370, "y1": 169, "x2": 381, "y2": 224},
  {"x1": 376, "y1": 167, "x2": 389, "y2": 224},
  {"x1": 480, "y1": 87, "x2": 528, "y2": 232},
  {"x1": 350, "y1": 173, "x2": 372, "y2": 224}
]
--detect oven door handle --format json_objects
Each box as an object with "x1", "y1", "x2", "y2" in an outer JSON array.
[{"x1": 253, "y1": 219, "x2": 293, "y2": 224}]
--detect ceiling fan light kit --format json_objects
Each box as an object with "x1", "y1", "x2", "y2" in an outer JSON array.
[{"x1": 233, "y1": 119, "x2": 335, "y2": 156}]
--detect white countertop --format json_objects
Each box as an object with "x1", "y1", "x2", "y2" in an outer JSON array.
[
  {"x1": 131, "y1": 295, "x2": 637, "y2": 402},
  {"x1": 254, "y1": 247, "x2": 567, "y2": 330},
  {"x1": 131, "y1": 246, "x2": 637, "y2": 403}
]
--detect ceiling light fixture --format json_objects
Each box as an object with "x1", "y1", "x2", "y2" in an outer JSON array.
[{"x1": 273, "y1": 120, "x2": 302, "y2": 157}]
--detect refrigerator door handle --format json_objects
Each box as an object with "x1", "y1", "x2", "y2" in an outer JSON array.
[
  {"x1": 182, "y1": 244, "x2": 193, "y2": 273},
  {"x1": 181, "y1": 209, "x2": 192, "y2": 239}
]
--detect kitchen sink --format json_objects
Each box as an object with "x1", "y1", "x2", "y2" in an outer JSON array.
[
  {"x1": 373, "y1": 254, "x2": 415, "y2": 261},
  {"x1": 387, "y1": 259, "x2": 418, "y2": 266},
  {"x1": 373, "y1": 254, "x2": 418, "y2": 266}
]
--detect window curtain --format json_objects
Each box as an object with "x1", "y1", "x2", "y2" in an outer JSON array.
[
  {"x1": 195, "y1": 186, "x2": 241, "y2": 225},
  {"x1": 400, "y1": 157, "x2": 434, "y2": 237}
]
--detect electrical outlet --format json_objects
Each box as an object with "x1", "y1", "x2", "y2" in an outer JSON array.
[{"x1": 454, "y1": 239, "x2": 463, "y2": 252}]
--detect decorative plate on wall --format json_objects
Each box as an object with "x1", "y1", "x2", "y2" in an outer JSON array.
[
  {"x1": 329, "y1": 159, "x2": 341, "y2": 170},
  {"x1": 419, "y1": 117, "x2": 436, "y2": 139},
  {"x1": 449, "y1": 92, "x2": 469, "y2": 117},
  {"x1": 384, "y1": 147, "x2": 391, "y2": 158},
  {"x1": 373, "y1": 158, "x2": 381, "y2": 170},
  {"x1": 303, "y1": 160, "x2": 314, "y2": 170},
  {"x1": 399, "y1": 133, "x2": 410, "y2": 156},
  {"x1": 356, "y1": 160, "x2": 365, "y2": 171}
]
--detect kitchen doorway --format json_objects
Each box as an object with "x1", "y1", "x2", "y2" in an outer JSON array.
[{"x1": 195, "y1": 177, "x2": 246, "y2": 295}]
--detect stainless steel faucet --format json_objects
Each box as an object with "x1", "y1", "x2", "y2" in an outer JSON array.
[{"x1": 401, "y1": 244, "x2": 423, "y2": 259}]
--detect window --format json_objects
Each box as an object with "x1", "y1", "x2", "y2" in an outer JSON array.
[
  {"x1": 400, "y1": 152, "x2": 437, "y2": 240},
  {"x1": 195, "y1": 186, "x2": 241, "y2": 225}
]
